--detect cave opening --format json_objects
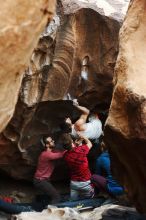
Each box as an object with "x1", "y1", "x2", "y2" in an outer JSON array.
[{"x1": 0, "y1": 99, "x2": 110, "y2": 213}]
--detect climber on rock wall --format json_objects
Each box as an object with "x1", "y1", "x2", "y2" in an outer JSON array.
[
  {"x1": 67, "y1": 100, "x2": 103, "y2": 140},
  {"x1": 65, "y1": 100, "x2": 103, "y2": 173}
]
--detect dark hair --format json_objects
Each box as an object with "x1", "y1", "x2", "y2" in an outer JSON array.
[
  {"x1": 44, "y1": 137, "x2": 50, "y2": 144},
  {"x1": 60, "y1": 122, "x2": 72, "y2": 133},
  {"x1": 59, "y1": 133, "x2": 72, "y2": 150},
  {"x1": 40, "y1": 137, "x2": 47, "y2": 151}
]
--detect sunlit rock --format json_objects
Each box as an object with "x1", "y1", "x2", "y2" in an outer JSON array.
[
  {"x1": 62, "y1": 0, "x2": 130, "y2": 22},
  {"x1": 0, "y1": 0, "x2": 56, "y2": 132},
  {"x1": 12, "y1": 206, "x2": 84, "y2": 220},
  {"x1": 105, "y1": 0, "x2": 146, "y2": 213},
  {"x1": 12, "y1": 204, "x2": 145, "y2": 220}
]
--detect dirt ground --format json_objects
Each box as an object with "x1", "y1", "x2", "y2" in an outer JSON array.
[
  {"x1": 0, "y1": 174, "x2": 69, "y2": 203},
  {"x1": 0, "y1": 174, "x2": 70, "y2": 219}
]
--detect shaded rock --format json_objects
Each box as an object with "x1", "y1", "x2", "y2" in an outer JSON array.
[
  {"x1": 89, "y1": 205, "x2": 146, "y2": 220},
  {"x1": 20, "y1": 15, "x2": 61, "y2": 106},
  {"x1": 69, "y1": 8, "x2": 120, "y2": 109},
  {"x1": 105, "y1": 0, "x2": 146, "y2": 214},
  {"x1": 0, "y1": 101, "x2": 79, "y2": 180},
  {"x1": 0, "y1": 0, "x2": 122, "y2": 180},
  {"x1": 0, "y1": 134, "x2": 36, "y2": 180},
  {"x1": 0, "y1": 212, "x2": 10, "y2": 220},
  {"x1": 102, "y1": 206, "x2": 146, "y2": 220},
  {"x1": 17, "y1": 100, "x2": 80, "y2": 150},
  {"x1": 12, "y1": 205, "x2": 146, "y2": 220}
]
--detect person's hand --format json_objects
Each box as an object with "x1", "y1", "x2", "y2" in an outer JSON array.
[
  {"x1": 65, "y1": 117, "x2": 72, "y2": 124},
  {"x1": 73, "y1": 99, "x2": 79, "y2": 106},
  {"x1": 76, "y1": 132, "x2": 85, "y2": 140}
]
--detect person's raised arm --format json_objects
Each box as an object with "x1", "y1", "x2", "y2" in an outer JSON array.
[
  {"x1": 73, "y1": 99, "x2": 90, "y2": 116},
  {"x1": 76, "y1": 105, "x2": 90, "y2": 115},
  {"x1": 73, "y1": 102, "x2": 90, "y2": 131}
]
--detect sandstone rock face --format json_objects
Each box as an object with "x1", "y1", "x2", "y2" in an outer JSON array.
[
  {"x1": 20, "y1": 14, "x2": 60, "y2": 106},
  {"x1": 0, "y1": 0, "x2": 56, "y2": 133},
  {"x1": 62, "y1": 0, "x2": 129, "y2": 22},
  {"x1": 20, "y1": 7, "x2": 120, "y2": 109},
  {"x1": 105, "y1": 0, "x2": 146, "y2": 213},
  {"x1": 69, "y1": 8, "x2": 120, "y2": 109},
  {"x1": 0, "y1": 1, "x2": 128, "y2": 180},
  {"x1": 41, "y1": 14, "x2": 76, "y2": 101}
]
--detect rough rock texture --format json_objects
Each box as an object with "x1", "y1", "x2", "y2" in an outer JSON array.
[
  {"x1": 62, "y1": 0, "x2": 129, "y2": 22},
  {"x1": 41, "y1": 14, "x2": 76, "y2": 101},
  {"x1": 105, "y1": 0, "x2": 146, "y2": 214},
  {"x1": 69, "y1": 8, "x2": 120, "y2": 109},
  {"x1": 20, "y1": 6, "x2": 120, "y2": 109},
  {"x1": 0, "y1": 0, "x2": 56, "y2": 133},
  {"x1": 88, "y1": 204, "x2": 146, "y2": 220},
  {"x1": 12, "y1": 205, "x2": 146, "y2": 220},
  {"x1": 12, "y1": 206, "x2": 84, "y2": 220},
  {"x1": 0, "y1": 101, "x2": 79, "y2": 179},
  {"x1": 0, "y1": 1, "x2": 123, "y2": 180}
]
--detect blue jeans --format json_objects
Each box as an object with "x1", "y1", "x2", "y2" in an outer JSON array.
[
  {"x1": 55, "y1": 197, "x2": 105, "y2": 208},
  {"x1": 0, "y1": 199, "x2": 33, "y2": 214}
]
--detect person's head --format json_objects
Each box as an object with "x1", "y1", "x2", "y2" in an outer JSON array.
[
  {"x1": 60, "y1": 133, "x2": 73, "y2": 151},
  {"x1": 74, "y1": 137, "x2": 83, "y2": 146},
  {"x1": 45, "y1": 136, "x2": 55, "y2": 150},
  {"x1": 60, "y1": 118, "x2": 72, "y2": 133},
  {"x1": 88, "y1": 113, "x2": 99, "y2": 122}
]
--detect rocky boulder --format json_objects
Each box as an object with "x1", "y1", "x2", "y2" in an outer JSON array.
[
  {"x1": 105, "y1": 0, "x2": 146, "y2": 213},
  {"x1": 12, "y1": 204, "x2": 146, "y2": 220},
  {"x1": 0, "y1": 0, "x2": 56, "y2": 133},
  {"x1": 0, "y1": 0, "x2": 129, "y2": 180},
  {"x1": 12, "y1": 206, "x2": 84, "y2": 220}
]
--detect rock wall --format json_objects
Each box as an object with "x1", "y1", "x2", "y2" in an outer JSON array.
[
  {"x1": 69, "y1": 8, "x2": 119, "y2": 109},
  {"x1": 2, "y1": 0, "x2": 146, "y2": 215},
  {"x1": 13, "y1": 204, "x2": 145, "y2": 220},
  {"x1": 12, "y1": 206, "x2": 84, "y2": 220},
  {"x1": 105, "y1": 0, "x2": 146, "y2": 213},
  {"x1": 0, "y1": 1, "x2": 122, "y2": 180},
  {"x1": 62, "y1": 0, "x2": 129, "y2": 22},
  {"x1": 0, "y1": 0, "x2": 56, "y2": 133}
]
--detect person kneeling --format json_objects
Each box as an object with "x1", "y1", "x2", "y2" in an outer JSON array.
[
  {"x1": 63, "y1": 134, "x2": 94, "y2": 201},
  {"x1": 91, "y1": 142, "x2": 124, "y2": 197}
]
